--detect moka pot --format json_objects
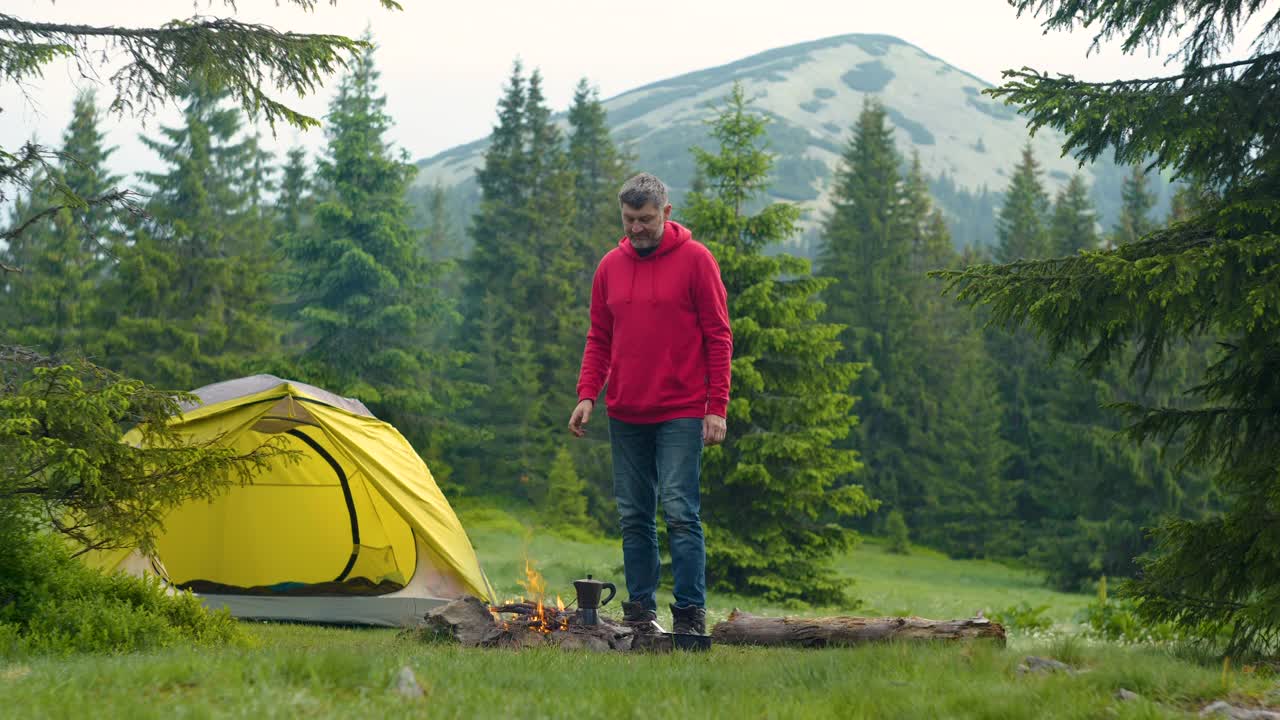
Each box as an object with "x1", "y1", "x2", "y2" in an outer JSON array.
[{"x1": 572, "y1": 574, "x2": 616, "y2": 626}]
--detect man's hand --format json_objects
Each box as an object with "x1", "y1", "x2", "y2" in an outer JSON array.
[
  {"x1": 703, "y1": 414, "x2": 727, "y2": 446},
  {"x1": 569, "y1": 399, "x2": 594, "y2": 437}
]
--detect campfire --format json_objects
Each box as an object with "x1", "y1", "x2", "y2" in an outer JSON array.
[
  {"x1": 415, "y1": 558, "x2": 654, "y2": 651},
  {"x1": 489, "y1": 560, "x2": 574, "y2": 634},
  {"x1": 421, "y1": 559, "x2": 727, "y2": 652}
]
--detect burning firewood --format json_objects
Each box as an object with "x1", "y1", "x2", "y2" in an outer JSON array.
[
  {"x1": 420, "y1": 596, "x2": 640, "y2": 651},
  {"x1": 410, "y1": 562, "x2": 637, "y2": 649},
  {"x1": 491, "y1": 600, "x2": 574, "y2": 633}
]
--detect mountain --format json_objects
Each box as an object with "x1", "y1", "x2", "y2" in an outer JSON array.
[{"x1": 412, "y1": 33, "x2": 1170, "y2": 254}]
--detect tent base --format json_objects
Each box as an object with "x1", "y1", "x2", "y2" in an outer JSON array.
[{"x1": 197, "y1": 593, "x2": 448, "y2": 627}]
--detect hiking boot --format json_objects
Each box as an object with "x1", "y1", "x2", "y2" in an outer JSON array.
[
  {"x1": 621, "y1": 600, "x2": 659, "y2": 633},
  {"x1": 670, "y1": 604, "x2": 706, "y2": 635}
]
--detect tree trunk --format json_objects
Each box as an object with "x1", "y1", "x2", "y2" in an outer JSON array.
[{"x1": 710, "y1": 609, "x2": 1006, "y2": 647}]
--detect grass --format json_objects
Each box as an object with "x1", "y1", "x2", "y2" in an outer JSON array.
[
  {"x1": 835, "y1": 542, "x2": 1091, "y2": 627},
  {"x1": 1, "y1": 626, "x2": 1275, "y2": 718},
  {"x1": 462, "y1": 499, "x2": 1089, "y2": 630},
  {"x1": 0, "y1": 504, "x2": 1276, "y2": 719}
]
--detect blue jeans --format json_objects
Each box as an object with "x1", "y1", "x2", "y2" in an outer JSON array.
[{"x1": 609, "y1": 417, "x2": 706, "y2": 611}]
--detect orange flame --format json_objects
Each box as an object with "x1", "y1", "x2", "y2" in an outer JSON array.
[
  {"x1": 489, "y1": 558, "x2": 570, "y2": 633},
  {"x1": 519, "y1": 558, "x2": 546, "y2": 600},
  {"x1": 514, "y1": 558, "x2": 565, "y2": 632}
]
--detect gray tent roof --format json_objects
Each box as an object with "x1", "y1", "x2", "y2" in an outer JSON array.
[{"x1": 181, "y1": 374, "x2": 374, "y2": 418}]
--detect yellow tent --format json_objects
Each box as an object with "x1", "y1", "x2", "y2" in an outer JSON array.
[{"x1": 87, "y1": 375, "x2": 495, "y2": 626}]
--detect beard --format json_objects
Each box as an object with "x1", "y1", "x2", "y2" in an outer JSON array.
[{"x1": 630, "y1": 230, "x2": 659, "y2": 246}]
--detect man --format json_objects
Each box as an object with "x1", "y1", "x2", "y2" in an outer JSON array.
[{"x1": 569, "y1": 172, "x2": 732, "y2": 636}]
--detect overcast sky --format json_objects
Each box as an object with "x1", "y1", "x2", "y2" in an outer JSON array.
[{"x1": 0, "y1": 0, "x2": 1269, "y2": 180}]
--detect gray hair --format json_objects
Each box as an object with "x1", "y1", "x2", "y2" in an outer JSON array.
[{"x1": 618, "y1": 173, "x2": 669, "y2": 210}]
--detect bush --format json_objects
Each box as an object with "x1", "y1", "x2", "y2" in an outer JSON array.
[
  {"x1": 543, "y1": 446, "x2": 590, "y2": 530},
  {"x1": 0, "y1": 351, "x2": 285, "y2": 555},
  {"x1": 22, "y1": 596, "x2": 182, "y2": 654},
  {"x1": 989, "y1": 601, "x2": 1053, "y2": 632},
  {"x1": 0, "y1": 526, "x2": 244, "y2": 657},
  {"x1": 0, "y1": 350, "x2": 256, "y2": 657},
  {"x1": 885, "y1": 510, "x2": 911, "y2": 555},
  {"x1": 1077, "y1": 576, "x2": 1183, "y2": 644},
  {"x1": 0, "y1": 623, "x2": 21, "y2": 656}
]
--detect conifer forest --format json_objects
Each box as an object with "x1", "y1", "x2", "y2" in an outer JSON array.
[{"x1": 2, "y1": 0, "x2": 1279, "y2": 668}]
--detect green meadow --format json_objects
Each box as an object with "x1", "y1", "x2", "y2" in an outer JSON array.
[{"x1": 1, "y1": 506, "x2": 1275, "y2": 719}]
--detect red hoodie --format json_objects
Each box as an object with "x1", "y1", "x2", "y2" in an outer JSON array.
[{"x1": 577, "y1": 221, "x2": 733, "y2": 424}]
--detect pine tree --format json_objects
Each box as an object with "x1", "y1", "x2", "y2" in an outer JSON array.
[
  {"x1": 945, "y1": 0, "x2": 1280, "y2": 654},
  {"x1": 95, "y1": 75, "x2": 283, "y2": 389},
  {"x1": 2, "y1": 90, "x2": 119, "y2": 355},
  {"x1": 684, "y1": 83, "x2": 870, "y2": 605},
  {"x1": 416, "y1": 184, "x2": 464, "y2": 350},
  {"x1": 452, "y1": 59, "x2": 526, "y2": 492},
  {"x1": 981, "y1": 146, "x2": 1061, "y2": 558},
  {"x1": 567, "y1": 78, "x2": 631, "y2": 280},
  {"x1": 900, "y1": 160, "x2": 1014, "y2": 557},
  {"x1": 465, "y1": 60, "x2": 531, "y2": 306},
  {"x1": 1110, "y1": 165, "x2": 1156, "y2": 247},
  {"x1": 277, "y1": 146, "x2": 312, "y2": 238},
  {"x1": 1050, "y1": 174, "x2": 1100, "y2": 255},
  {"x1": 1167, "y1": 180, "x2": 1214, "y2": 223},
  {"x1": 422, "y1": 184, "x2": 454, "y2": 263},
  {"x1": 454, "y1": 63, "x2": 592, "y2": 505},
  {"x1": 456, "y1": 62, "x2": 548, "y2": 496},
  {"x1": 285, "y1": 40, "x2": 471, "y2": 472},
  {"x1": 1032, "y1": 173, "x2": 1203, "y2": 587},
  {"x1": 959, "y1": 157, "x2": 1207, "y2": 586},
  {"x1": 564, "y1": 78, "x2": 631, "y2": 500},
  {"x1": 521, "y1": 70, "x2": 582, "y2": 426},
  {"x1": 543, "y1": 446, "x2": 590, "y2": 529},
  {"x1": 816, "y1": 100, "x2": 917, "y2": 525},
  {"x1": 994, "y1": 142, "x2": 1051, "y2": 262}
]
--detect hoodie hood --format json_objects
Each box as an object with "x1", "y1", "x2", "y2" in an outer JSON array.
[
  {"x1": 617, "y1": 221, "x2": 692, "y2": 305},
  {"x1": 619, "y1": 221, "x2": 691, "y2": 260}
]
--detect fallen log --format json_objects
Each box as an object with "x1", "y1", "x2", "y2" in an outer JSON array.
[{"x1": 710, "y1": 609, "x2": 1006, "y2": 648}]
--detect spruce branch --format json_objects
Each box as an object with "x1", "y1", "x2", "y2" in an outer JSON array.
[
  {"x1": 999, "y1": 50, "x2": 1280, "y2": 90},
  {"x1": 2, "y1": 188, "x2": 141, "y2": 245},
  {"x1": 987, "y1": 50, "x2": 1280, "y2": 184},
  {"x1": 1009, "y1": 0, "x2": 1279, "y2": 67},
  {"x1": 0, "y1": 13, "x2": 380, "y2": 129}
]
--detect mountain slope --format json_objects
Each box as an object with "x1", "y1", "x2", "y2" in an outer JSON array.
[{"x1": 414, "y1": 34, "x2": 1164, "y2": 252}]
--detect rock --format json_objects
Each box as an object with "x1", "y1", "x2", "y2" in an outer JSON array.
[
  {"x1": 423, "y1": 596, "x2": 503, "y2": 647},
  {"x1": 1200, "y1": 700, "x2": 1280, "y2": 719},
  {"x1": 1115, "y1": 689, "x2": 1141, "y2": 702},
  {"x1": 630, "y1": 631, "x2": 675, "y2": 653},
  {"x1": 553, "y1": 632, "x2": 612, "y2": 652},
  {"x1": 608, "y1": 629, "x2": 635, "y2": 652},
  {"x1": 1017, "y1": 656, "x2": 1074, "y2": 675},
  {"x1": 392, "y1": 666, "x2": 425, "y2": 699}
]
